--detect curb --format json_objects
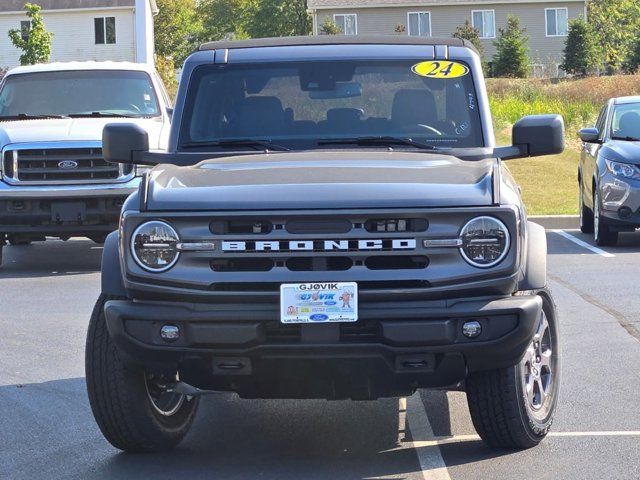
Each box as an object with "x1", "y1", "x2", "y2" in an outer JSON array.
[{"x1": 529, "y1": 215, "x2": 579, "y2": 230}]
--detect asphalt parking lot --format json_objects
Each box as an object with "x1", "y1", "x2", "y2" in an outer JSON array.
[{"x1": 1, "y1": 230, "x2": 639, "y2": 480}]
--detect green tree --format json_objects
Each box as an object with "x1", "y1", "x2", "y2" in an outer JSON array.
[
  {"x1": 319, "y1": 17, "x2": 341, "y2": 35},
  {"x1": 245, "y1": 0, "x2": 311, "y2": 38},
  {"x1": 623, "y1": 35, "x2": 640, "y2": 73},
  {"x1": 197, "y1": 0, "x2": 256, "y2": 42},
  {"x1": 155, "y1": 55, "x2": 178, "y2": 100},
  {"x1": 8, "y1": 3, "x2": 53, "y2": 66},
  {"x1": 453, "y1": 20, "x2": 485, "y2": 69},
  {"x1": 589, "y1": 0, "x2": 640, "y2": 73},
  {"x1": 492, "y1": 16, "x2": 530, "y2": 78},
  {"x1": 560, "y1": 18, "x2": 600, "y2": 76},
  {"x1": 154, "y1": 0, "x2": 202, "y2": 66}
]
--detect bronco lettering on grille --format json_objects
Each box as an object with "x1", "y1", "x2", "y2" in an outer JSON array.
[{"x1": 221, "y1": 239, "x2": 416, "y2": 252}]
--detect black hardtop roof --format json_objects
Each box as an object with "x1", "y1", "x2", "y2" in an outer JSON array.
[{"x1": 199, "y1": 35, "x2": 476, "y2": 53}]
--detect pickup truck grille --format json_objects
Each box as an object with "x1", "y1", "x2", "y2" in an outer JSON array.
[
  {"x1": 126, "y1": 208, "x2": 520, "y2": 300},
  {"x1": 2, "y1": 145, "x2": 133, "y2": 185}
]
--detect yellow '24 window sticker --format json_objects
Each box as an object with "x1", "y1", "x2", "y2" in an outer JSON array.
[{"x1": 412, "y1": 60, "x2": 469, "y2": 79}]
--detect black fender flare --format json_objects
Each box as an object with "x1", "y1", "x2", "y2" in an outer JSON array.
[
  {"x1": 101, "y1": 231, "x2": 127, "y2": 297},
  {"x1": 519, "y1": 221, "x2": 547, "y2": 291}
]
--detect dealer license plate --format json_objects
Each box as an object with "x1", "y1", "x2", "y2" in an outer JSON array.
[{"x1": 280, "y1": 282, "x2": 358, "y2": 324}]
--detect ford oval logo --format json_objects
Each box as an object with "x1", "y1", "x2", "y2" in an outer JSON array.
[
  {"x1": 310, "y1": 314, "x2": 329, "y2": 322},
  {"x1": 58, "y1": 160, "x2": 78, "y2": 169}
]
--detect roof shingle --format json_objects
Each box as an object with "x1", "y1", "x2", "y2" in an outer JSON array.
[
  {"x1": 308, "y1": 0, "x2": 583, "y2": 7},
  {"x1": 0, "y1": 0, "x2": 135, "y2": 13}
]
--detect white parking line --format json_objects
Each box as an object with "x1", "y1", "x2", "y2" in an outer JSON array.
[
  {"x1": 402, "y1": 393, "x2": 640, "y2": 479},
  {"x1": 403, "y1": 394, "x2": 452, "y2": 480},
  {"x1": 551, "y1": 229, "x2": 615, "y2": 257}
]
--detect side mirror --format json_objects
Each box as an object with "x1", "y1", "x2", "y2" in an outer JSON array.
[
  {"x1": 495, "y1": 114, "x2": 565, "y2": 160},
  {"x1": 103, "y1": 123, "x2": 150, "y2": 165},
  {"x1": 578, "y1": 127, "x2": 600, "y2": 143},
  {"x1": 166, "y1": 107, "x2": 174, "y2": 118}
]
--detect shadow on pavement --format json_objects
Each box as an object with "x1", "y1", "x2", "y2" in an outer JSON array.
[
  {"x1": 0, "y1": 377, "x2": 424, "y2": 480},
  {"x1": 0, "y1": 238, "x2": 102, "y2": 279}
]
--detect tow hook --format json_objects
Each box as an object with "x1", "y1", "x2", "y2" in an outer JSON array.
[{"x1": 166, "y1": 381, "x2": 222, "y2": 397}]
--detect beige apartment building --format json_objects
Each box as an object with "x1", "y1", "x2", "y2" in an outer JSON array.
[{"x1": 308, "y1": 0, "x2": 587, "y2": 75}]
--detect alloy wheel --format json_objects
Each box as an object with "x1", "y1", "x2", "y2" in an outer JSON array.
[
  {"x1": 144, "y1": 373, "x2": 186, "y2": 417},
  {"x1": 521, "y1": 311, "x2": 554, "y2": 411}
]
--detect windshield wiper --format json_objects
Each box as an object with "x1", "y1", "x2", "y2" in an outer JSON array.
[
  {"x1": 181, "y1": 139, "x2": 290, "y2": 151},
  {"x1": 68, "y1": 111, "x2": 137, "y2": 118},
  {"x1": 317, "y1": 136, "x2": 440, "y2": 150},
  {"x1": 0, "y1": 113, "x2": 69, "y2": 121},
  {"x1": 611, "y1": 135, "x2": 640, "y2": 142}
]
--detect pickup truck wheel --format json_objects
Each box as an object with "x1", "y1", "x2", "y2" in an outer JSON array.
[
  {"x1": 594, "y1": 189, "x2": 618, "y2": 246},
  {"x1": 85, "y1": 294, "x2": 199, "y2": 452},
  {"x1": 579, "y1": 179, "x2": 594, "y2": 234},
  {"x1": 466, "y1": 292, "x2": 559, "y2": 450}
]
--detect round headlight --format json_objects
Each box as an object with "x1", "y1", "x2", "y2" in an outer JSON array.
[
  {"x1": 459, "y1": 216, "x2": 510, "y2": 268},
  {"x1": 131, "y1": 220, "x2": 180, "y2": 272}
]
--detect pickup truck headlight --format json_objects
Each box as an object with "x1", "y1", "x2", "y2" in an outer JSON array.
[
  {"x1": 459, "y1": 216, "x2": 510, "y2": 268},
  {"x1": 131, "y1": 220, "x2": 180, "y2": 272}
]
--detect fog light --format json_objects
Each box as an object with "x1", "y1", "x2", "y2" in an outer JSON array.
[
  {"x1": 618, "y1": 207, "x2": 633, "y2": 219},
  {"x1": 462, "y1": 321, "x2": 482, "y2": 339},
  {"x1": 160, "y1": 324, "x2": 180, "y2": 342}
]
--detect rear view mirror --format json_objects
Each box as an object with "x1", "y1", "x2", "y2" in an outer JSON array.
[
  {"x1": 103, "y1": 123, "x2": 150, "y2": 165},
  {"x1": 578, "y1": 127, "x2": 599, "y2": 143},
  {"x1": 308, "y1": 82, "x2": 362, "y2": 99},
  {"x1": 495, "y1": 114, "x2": 565, "y2": 160}
]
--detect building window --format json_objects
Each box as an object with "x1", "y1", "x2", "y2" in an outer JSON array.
[
  {"x1": 333, "y1": 14, "x2": 357, "y2": 35},
  {"x1": 20, "y1": 20, "x2": 30, "y2": 42},
  {"x1": 472, "y1": 10, "x2": 495, "y2": 39},
  {"x1": 95, "y1": 17, "x2": 116, "y2": 44},
  {"x1": 407, "y1": 12, "x2": 431, "y2": 37},
  {"x1": 545, "y1": 8, "x2": 568, "y2": 37}
]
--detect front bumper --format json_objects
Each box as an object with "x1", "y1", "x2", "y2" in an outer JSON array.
[
  {"x1": 600, "y1": 173, "x2": 640, "y2": 228},
  {"x1": 0, "y1": 179, "x2": 139, "y2": 234},
  {"x1": 104, "y1": 294, "x2": 542, "y2": 399}
]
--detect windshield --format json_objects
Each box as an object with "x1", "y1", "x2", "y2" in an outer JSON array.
[
  {"x1": 179, "y1": 60, "x2": 484, "y2": 150},
  {"x1": 0, "y1": 70, "x2": 160, "y2": 118},
  {"x1": 611, "y1": 102, "x2": 640, "y2": 140}
]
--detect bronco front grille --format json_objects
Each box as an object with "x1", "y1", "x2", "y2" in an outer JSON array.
[{"x1": 2, "y1": 144, "x2": 133, "y2": 184}]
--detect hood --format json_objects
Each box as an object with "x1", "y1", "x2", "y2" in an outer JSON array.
[
  {"x1": 146, "y1": 151, "x2": 495, "y2": 211},
  {"x1": 604, "y1": 140, "x2": 640, "y2": 163},
  {"x1": 0, "y1": 117, "x2": 165, "y2": 149}
]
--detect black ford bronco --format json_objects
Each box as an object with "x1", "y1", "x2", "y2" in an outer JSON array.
[{"x1": 86, "y1": 36, "x2": 564, "y2": 452}]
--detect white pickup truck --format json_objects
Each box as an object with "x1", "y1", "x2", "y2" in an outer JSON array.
[{"x1": 0, "y1": 61, "x2": 171, "y2": 265}]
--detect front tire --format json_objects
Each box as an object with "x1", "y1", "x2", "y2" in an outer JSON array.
[
  {"x1": 594, "y1": 189, "x2": 618, "y2": 246},
  {"x1": 85, "y1": 294, "x2": 199, "y2": 452},
  {"x1": 466, "y1": 292, "x2": 560, "y2": 450}
]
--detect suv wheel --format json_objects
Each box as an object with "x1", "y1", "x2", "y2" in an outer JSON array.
[
  {"x1": 594, "y1": 188, "x2": 618, "y2": 246},
  {"x1": 579, "y1": 178, "x2": 594, "y2": 234},
  {"x1": 466, "y1": 291, "x2": 560, "y2": 449},
  {"x1": 85, "y1": 294, "x2": 200, "y2": 452}
]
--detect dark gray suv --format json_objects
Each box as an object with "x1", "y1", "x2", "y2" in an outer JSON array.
[
  {"x1": 579, "y1": 96, "x2": 640, "y2": 246},
  {"x1": 85, "y1": 36, "x2": 565, "y2": 453}
]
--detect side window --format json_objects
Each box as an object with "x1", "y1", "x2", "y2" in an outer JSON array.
[
  {"x1": 20, "y1": 20, "x2": 30, "y2": 41},
  {"x1": 333, "y1": 14, "x2": 357, "y2": 35},
  {"x1": 95, "y1": 17, "x2": 116, "y2": 44}
]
